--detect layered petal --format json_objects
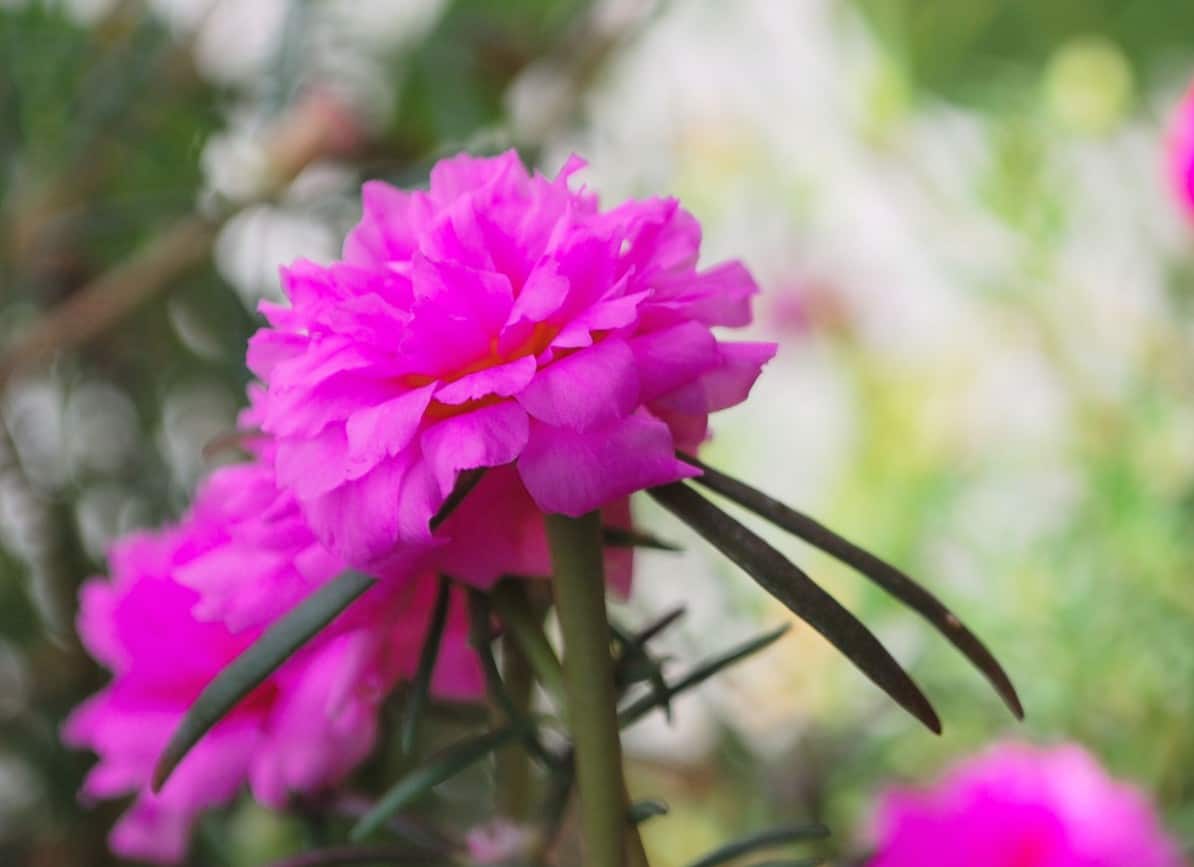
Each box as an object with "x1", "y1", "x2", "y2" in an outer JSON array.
[{"x1": 518, "y1": 410, "x2": 699, "y2": 516}]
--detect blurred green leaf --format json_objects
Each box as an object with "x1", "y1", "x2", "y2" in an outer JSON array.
[
  {"x1": 400, "y1": 575, "x2": 453, "y2": 756},
  {"x1": 350, "y1": 725, "x2": 520, "y2": 842}
]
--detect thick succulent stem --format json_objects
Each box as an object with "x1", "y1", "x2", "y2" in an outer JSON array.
[{"x1": 545, "y1": 511, "x2": 632, "y2": 867}]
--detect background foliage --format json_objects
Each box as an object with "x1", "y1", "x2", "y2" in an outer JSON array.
[{"x1": 3, "y1": 1, "x2": 1194, "y2": 864}]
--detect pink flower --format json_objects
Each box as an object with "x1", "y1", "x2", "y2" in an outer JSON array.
[
  {"x1": 1168, "y1": 81, "x2": 1194, "y2": 222},
  {"x1": 63, "y1": 466, "x2": 481, "y2": 864},
  {"x1": 248, "y1": 151, "x2": 775, "y2": 568},
  {"x1": 869, "y1": 742, "x2": 1186, "y2": 867}
]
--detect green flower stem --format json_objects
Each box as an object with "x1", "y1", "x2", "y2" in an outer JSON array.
[
  {"x1": 497, "y1": 632, "x2": 534, "y2": 821},
  {"x1": 545, "y1": 511, "x2": 637, "y2": 867}
]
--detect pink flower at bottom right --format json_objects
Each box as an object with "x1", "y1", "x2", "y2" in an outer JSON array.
[{"x1": 868, "y1": 742, "x2": 1186, "y2": 867}]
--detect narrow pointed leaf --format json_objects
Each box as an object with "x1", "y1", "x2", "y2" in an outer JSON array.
[
  {"x1": 679, "y1": 452, "x2": 1022, "y2": 719},
  {"x1": 611, "y1": 621, "x2": 673, "y2": 721},
  {"x1": 634, "y1": 605, "x2": 687, "y2": 645},
  {"x1": 685, "y1": 825, "x2": 831, "y2": 867},
  {"x1": 466, "y1": 589, "x2": 559, "y2": 769},
  {"x1": 350, "y1": 726, "x2": 520, "y2": 841},
  {"x1": 152, "y1": 570, "x2": 376, "y2": 791},
  {"x1": 400, "y1": 575, "x2": 453, "y2": 756},
  {"x1": 602, "y1": 526, "x2": 682, "y2": 551},
  {"x1": 649, "y1": 482, "x2": 941, "y2": 734},
  {"x1": 152, "y1": 471, "x2": 486, "y2": 792},
  {"x1": 619, "y1": 624, "x2": 789, "y2": 727}
]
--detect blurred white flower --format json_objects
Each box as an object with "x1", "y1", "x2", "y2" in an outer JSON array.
[
  {"x1": 64, "y1": 381, "x2": 139, "y2": 476},
  {"x1": 215, "y1": 203, "x2": 338, "y2": 308},
  {"x1": 157, "y1": 383, "x2": 238, "y2": 491}
]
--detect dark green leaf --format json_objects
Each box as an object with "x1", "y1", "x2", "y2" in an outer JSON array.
[
  {"x1": 627, "y1": 799, "x2": 669, "y2": 825},
  {"x1": 634, "y1": 605, "x2": 687, "y2": 645},
  {"x1": 350, "y1": 726, "x2": 520, "y2": 841},
  {"x1": 400, "y1": 575, "x2": 453, "y2": 756},
  {"x1": 602, "y1": 525, "x2": 682, "y2": 551},
  {"x1": 685, "y1": 824, "x2": 831, "y2": 867},
  {"x1": 649, "y1": 482, "x2": 942, "y2": 734},
  {"x1": 679, "y1": 451, "x2": 1023, "y2": 719},
  {"x1": 611, "y1": 621, "x2": 673, "y2": 721},
  {"x1": 152, "y1": 570, "x2": 376, "y2": 791},
  {"x1": 619, "y1": 625, "x2": 789, "y2": 728},
  {"x1": 466, "y1": 588, "x2": 559, "y2": 770}
]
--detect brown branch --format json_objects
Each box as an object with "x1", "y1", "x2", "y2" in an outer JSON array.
[
  {"x1": 0, "y1": 89, "x2": 366, "y2": 389},
  {"x1": 0, "y1": 215, "x2": 219, "y2": 387}
]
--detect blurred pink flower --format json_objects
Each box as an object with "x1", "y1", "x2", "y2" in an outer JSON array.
[
  {"x1": 63, "y1": 471, "x2": 480, "y2": 864},
  {"x1": 1168, "y1": 81, "x2": 1194, "y2": 221},
  {"x1": 247, "y1": 150, "x2": 774, "y2": 568},
  {"x1": 869, "y1": 742, "x2": 1186, "y2": 867}
]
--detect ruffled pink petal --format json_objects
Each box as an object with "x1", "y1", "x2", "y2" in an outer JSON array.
[
  {"x1": 75, "y1": 579, "x2": 126, "y2": 671},
  {"x1": 342, "y1": 180, "x2": 424, "y2": 267},
  {"x1": 275, "y1": 426, "x2": 352, "y2": 500},
  {"x1": 428, "y1": 151, "x2": 527, "y2": 204},
  {"x1": 245, "y1": 329, "x2": 308, "y2": 380},
  {"x1": 303, "y1": 456, "x2": 407, "y2": 564},
  {"x1": 176, "y1": 545, "x2": 288, "y2": 626},
  {"x1": 402, "y1": 258, "x2": 513, "y2": 373},
  {"x1": 605, "y1": 197, "x2": 701, "y2": 280},
  {"x1": 650, "y1": 260, "x2": 760, "y2": 328},
  {"x1": 109, "y1": 795, "x2": 195, "y2": 865},
  {"x1": 517, "y1": 410, "x2": 698, "y2": 516},
  {"x1": 629, "y1": 321, "x2": 721, "y2": 402},
  {"x1": 517, "y1": 338, "x2": 639, "y2": 431},
  {"x1": 505, "y1": 260, "x2": 570, "y2": 325},
  {"x1": 550, "y1": 286, "x2": 649, "y2": 349},
  {"x1": 656, "y1": 341, "x2": 777, "y2": 415},
  {"x1": 421, "y1": 401, "x2": 530, "y2": 496},
  {"x1": 435, "y1": 355, "x2": 537, "y2": 405},
  {"x1": 417, "y1": 195, "x2": 497, "y2": 272},
  {"x1": 345, "y1": 384, "x2": 437, "y2": 478}
]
